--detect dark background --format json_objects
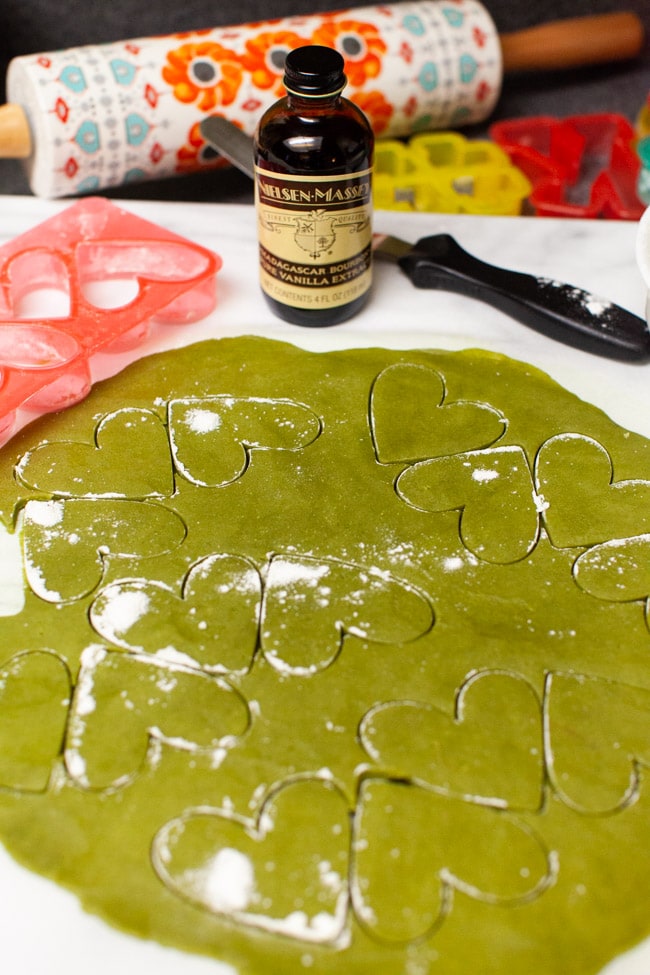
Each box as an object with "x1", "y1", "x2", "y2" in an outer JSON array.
[{"x1": 1, "y1": 0, "x2": 649, "y2": 202}]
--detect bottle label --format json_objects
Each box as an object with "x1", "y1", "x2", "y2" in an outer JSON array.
[{"x1": 255, "y1": 167, "x2": 372, "y2": 311}]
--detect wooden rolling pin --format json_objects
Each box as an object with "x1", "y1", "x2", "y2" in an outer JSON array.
[
  {"x1": 499, "y1": 11, "x2": 644, "y2": 73},
  {"x1": 0, "y1": 4, "x2": 644, "y2": 197}
]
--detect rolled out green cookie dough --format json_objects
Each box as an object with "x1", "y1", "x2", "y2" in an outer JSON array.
[{"x1": 2, "y1": 335, "x2": 650, "y2": 975}]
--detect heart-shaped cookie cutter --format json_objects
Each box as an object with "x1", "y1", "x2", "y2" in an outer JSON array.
[{"x1": 0, "y1": 197, "x2": 221, "y2": 446}]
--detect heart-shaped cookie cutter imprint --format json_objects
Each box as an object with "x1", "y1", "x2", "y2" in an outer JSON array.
[{"x1": 0, "y1": 197, "x2": 221, "y2": 446}]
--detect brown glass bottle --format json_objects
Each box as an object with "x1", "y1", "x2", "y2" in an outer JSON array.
[{"x1": 254, "y1": 45, "x2": 374, "y2": 327}]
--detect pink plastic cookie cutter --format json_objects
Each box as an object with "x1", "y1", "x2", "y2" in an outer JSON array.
[{"x1": 0, "y1": 197, "x2": 221, "y2": 446}]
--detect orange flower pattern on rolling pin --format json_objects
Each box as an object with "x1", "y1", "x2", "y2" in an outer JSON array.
[
  {"x1": 241, "y1": 31, "x2": 309, "y2": 94},
  {"x1": 162, "y1": 41, "x2": 243, "y2": 111},
  {"x1": 352, "y1": 89, "x2": 394, "y2": 136},
  {"x1": 310, "y1": 19, "x2": 387, "y2": 87}
]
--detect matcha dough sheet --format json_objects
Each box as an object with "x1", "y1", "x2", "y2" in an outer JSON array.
[{"x1": 2, "y1": 335, "x2": 650, "y2": 975}]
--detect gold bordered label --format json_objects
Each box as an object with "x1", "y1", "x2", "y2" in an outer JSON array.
[{"x1": 255, "y1": 167, "x2": 372, "y2": 311}]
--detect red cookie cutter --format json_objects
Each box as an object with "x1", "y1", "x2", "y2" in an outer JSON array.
[
  {"x1": 0, "y1": 197, "x2": 221, "y2": 446},
  {"x1": 490, "y1": 113, "x2": 644, "y2": 220}
]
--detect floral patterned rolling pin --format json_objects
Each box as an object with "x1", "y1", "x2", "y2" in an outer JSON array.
[{"x1": 0, "y1": 3, "x2": 641, "y2": 198}]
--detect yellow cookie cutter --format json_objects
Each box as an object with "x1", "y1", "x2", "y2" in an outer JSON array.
[{"x1": 374, "y1": 131, "x2": 532, "y2": 215}]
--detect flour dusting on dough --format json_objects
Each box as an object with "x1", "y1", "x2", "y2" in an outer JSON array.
[
  {"x1": 200, "y1": 847, "x2": 256, "y2": 912},
  {"x1": 93, "y1": 586, "x2": 151, "y2": 635},
  {"x1": 184, "y1": 408, "x2": 223, "y2": 434}
]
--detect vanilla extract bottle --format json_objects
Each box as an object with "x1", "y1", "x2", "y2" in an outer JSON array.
[{"x1": 254, "y1": 45, "x2": 374, "y2": 326}]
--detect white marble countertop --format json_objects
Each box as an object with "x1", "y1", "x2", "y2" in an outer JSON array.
[
  {"x1": 2, "y1": 195, "x2": 649, "y2": 439},
  {"x1": 1, "y1": 194, "x2": 649, "y2": 975},
  {"x1": 0, "y1": 196, "x2": 650, "y2": 435}
]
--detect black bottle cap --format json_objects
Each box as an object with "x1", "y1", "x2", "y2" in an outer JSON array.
[{"x1": 283, "y1": 45, "x2": 346, "y2": 96}]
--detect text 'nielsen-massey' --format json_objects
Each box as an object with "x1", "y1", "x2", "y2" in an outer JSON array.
[{"x1": 258, "y1": 179, "x2": 371, "y2": 206}]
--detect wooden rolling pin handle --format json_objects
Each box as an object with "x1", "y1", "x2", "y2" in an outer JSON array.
[
  {"x1": 500, "y1": 11, "x2": 645, "y2": 73},
  {"x1": 0, "y1": 103, "x2": 32, "y2": 157}
]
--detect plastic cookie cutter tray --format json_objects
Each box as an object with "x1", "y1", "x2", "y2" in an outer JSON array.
[
  {"x1": 0, "y1": 196, "x2": 221, "y2": 447},
  {"x1": 490, "y1": 113, "x2": 644, "y2": 220},
  {"x1": 373, "y1": 131, "x2": 532, "y2": 216}
]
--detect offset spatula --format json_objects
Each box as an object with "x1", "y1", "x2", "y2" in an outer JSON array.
[
  {"x1": 373, "y1": 233, "x2": 650, "y2": 361},
  {"x1": 200, "y1": 115, "x2": 650, "y2": 361}
]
